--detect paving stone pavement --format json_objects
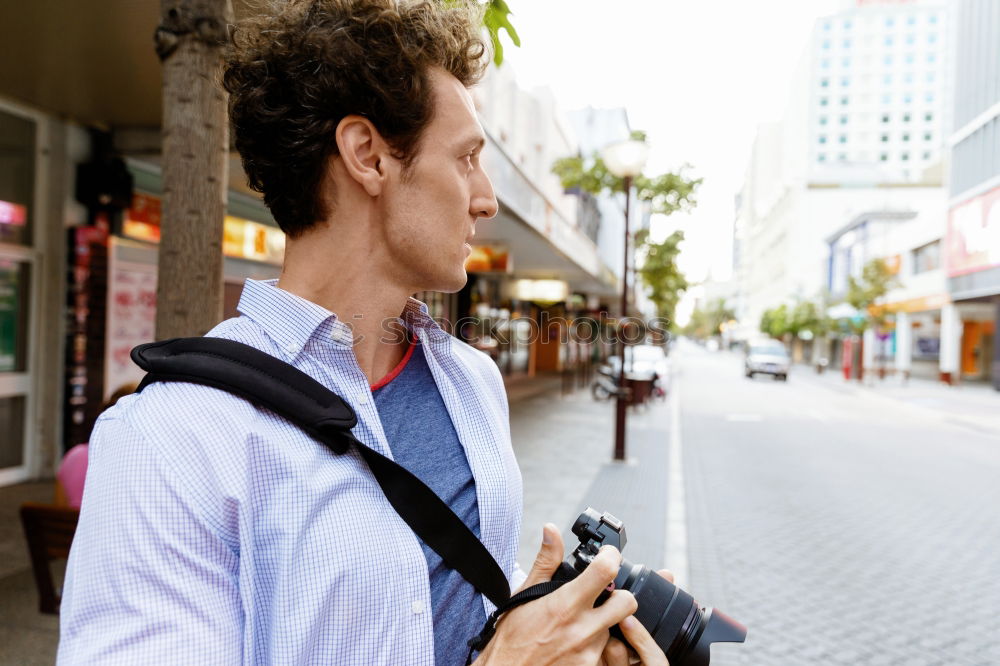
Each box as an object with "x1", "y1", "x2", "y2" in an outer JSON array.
[{"x1": 511, "y1": 384, "x2": 673, "y2": 575}]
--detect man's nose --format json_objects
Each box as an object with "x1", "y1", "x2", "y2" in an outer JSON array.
[{"x1": 472, "y1": 171, "x2": 499, "y2": 220}]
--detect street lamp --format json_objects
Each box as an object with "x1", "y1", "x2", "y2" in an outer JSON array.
[{"x1": 601, "y1": 138, "x2": 649, "y2": 461}]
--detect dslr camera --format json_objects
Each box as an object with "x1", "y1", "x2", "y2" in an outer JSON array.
[{"x1": 554, "y1": 508, "x2": 747, "y2": 666}]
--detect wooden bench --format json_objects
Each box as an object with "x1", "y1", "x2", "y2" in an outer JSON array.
[{"x1": 19, "y1": 502, "x2": 80, "y2": 614}]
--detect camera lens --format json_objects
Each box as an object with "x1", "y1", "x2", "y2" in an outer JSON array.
[{"x1": 611, "y1": 561, "x2": 747, "y2": 666}]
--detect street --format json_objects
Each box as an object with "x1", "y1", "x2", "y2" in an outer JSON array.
[{"x1": 676, "y1": 341, "x2": 1000, "y2": 665}]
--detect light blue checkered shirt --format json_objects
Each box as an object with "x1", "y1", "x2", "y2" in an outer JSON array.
[{"x1": 59, "y1": 279, "x2": 524, "y2": 665}]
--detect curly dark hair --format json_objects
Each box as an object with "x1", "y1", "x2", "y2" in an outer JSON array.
[{"x1": 223, "y1": 0, "x2": 488, "y2": 237}]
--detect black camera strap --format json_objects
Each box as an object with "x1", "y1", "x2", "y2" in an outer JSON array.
[
  {"x1": 131, "y1": 337, "x2": 513, "y2": 610},
  {"x1": 465, "y1": 579, "x2": 567, "y2": 664}
]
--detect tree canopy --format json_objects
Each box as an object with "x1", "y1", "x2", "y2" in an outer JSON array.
[
  {"x1": 551, "y1": 136, "x2": 700, "y2": 325},
  {"x1": 684, "y1": 298, "x2": 735, "y2": 339},
  {"x1": 846, "y1": 258, "x2": 899, "y2": 331},
  {"x1": 635, "y1": 228, "x2": 687, "y2": 324}
]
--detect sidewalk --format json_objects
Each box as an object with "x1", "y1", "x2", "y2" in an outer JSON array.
[
  {"x1": 510, "y1": 382, "x2": 673, "y2": 573},
  {"x1": 0, "y1": 481, "x2": 59, "y2": 666}
]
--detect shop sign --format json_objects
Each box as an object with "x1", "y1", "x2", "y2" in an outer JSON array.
[
  {"x1": 465, "y1": 244, "x2": 511, "y2": 273},
  {"x1": 123, "y1": 192, "x2": 162, "y2": 242},
  {"x1": 946, "y1": 184, "x2": 1000, "y2": 277},
  {"x1": 124, "y1": 193, "x2": 285, "y2": 265},
  {"x1": 512, "y1": 279, "x2": 568, "y2": 304},
  {"x1": 222, "y1": 216, "x2": 285, "y2": 265},
  {"x1": 873, "y1": 293, "x2": 949, "y2": 315},
  {"x1": 104, "y1": 240, "x2": 158, "y2": 398},
  {"x1": 0, "y1": 200, "x2": 27, "y2": 226}
]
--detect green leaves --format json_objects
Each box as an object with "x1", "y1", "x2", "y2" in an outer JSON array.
[
  {"x1": 685, "y1": 298, "x2": 735, "y2": 339},
  {"x1": 552, "y1": 133, "x2": 700, "y2": 324},
  {"x1": 761, "y1": 294, "x2": 836, "y2": 339},
  {"x1": 551, "y1": 148, "x2": 701, "y2": 216},
  {"x1": 845, "y1": 258, "x2": 900, "y2": 332},
  {"x1": 483, "y1": 0, "x2": 521, "y2": 66},
  {"x1": 636, "y1": 229, "x2": 688, "y2": 324}
]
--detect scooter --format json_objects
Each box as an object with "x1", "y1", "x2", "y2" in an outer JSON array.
[{"x1": 591, "y1": 363, "x2": 621, "y2": 401}]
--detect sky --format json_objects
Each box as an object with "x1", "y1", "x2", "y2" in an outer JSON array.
[{"x1": 499, "y1": 0, "x2": 844, "y2": 318}]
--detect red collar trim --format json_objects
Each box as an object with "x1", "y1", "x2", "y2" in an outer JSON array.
[{"x1": 370, "y1": 338, "x2": 417, "y2": 391}]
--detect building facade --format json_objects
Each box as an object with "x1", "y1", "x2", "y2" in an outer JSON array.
[
  {"x1": 0, "y1": 2, "x2": 630, "y2": 484},
  {"x1": 945, "y1": 0, "x2": 1000, "y2": 389},
  {"x1": 738, "y1": 0, "x2": 954, "y2": 379}
]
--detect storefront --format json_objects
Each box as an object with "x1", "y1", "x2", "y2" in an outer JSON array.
[
  {"x1": 63, "y1": 160, "x2": 285, "y2": 448},
  {"x1": 0, "y1": 104, "x2": 39, "y2": 484},
  {"x1": 945, "y1": 183, "x2": 1000, "y2": 388}
]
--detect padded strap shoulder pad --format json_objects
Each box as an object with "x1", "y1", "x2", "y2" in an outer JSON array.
[{"x1": 131, "y1": 337, "x2": 357, "y2": 452}]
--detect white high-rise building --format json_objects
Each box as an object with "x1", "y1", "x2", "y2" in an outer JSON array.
[
  {"x1": 808, "y1": 0, "x2": 950, "y2": 183},
  {"x1": 738, "y1": 0, "x2": 952, "y2": 344}
]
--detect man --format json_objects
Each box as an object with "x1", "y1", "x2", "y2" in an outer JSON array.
[{"x1": 59, "y1": 1, "x2": 669, "y2": 664}]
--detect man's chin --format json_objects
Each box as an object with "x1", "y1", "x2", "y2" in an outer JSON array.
[{"x1": 421, "y1": 270, "x2": 468, "y2": 295}]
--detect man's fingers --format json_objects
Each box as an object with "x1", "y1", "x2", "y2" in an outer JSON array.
[
  {"x1": 619, "y1": 615, "x2": 669, "y2": 665},
  {"x1": 591, "y1": 589, "x2": 638, "y2": 630},
  {"x1": 601, "y1": 637, "x2": 630, "y2": 666},
  {"x1": 656, "y1": 569, "x2": 675, "y2": 584},
  {"x1": 564, "y1": 545, "x2": 622, "y2": 605},
  {"x1": 519, "y1": 523, "x2": 565, "y2": 589}
]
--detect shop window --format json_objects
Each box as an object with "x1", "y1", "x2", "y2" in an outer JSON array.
[
  {"x1": 0, "y1": 111, "x2": 36, "y2": 247},
  {"x1": 911, "y1": 239, "x2": 940, "y2": 273},
  {"x1": 0, "y1": 259, "x2": 30, "y2": 373}
]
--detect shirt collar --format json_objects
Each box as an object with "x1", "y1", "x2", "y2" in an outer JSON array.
[
  {"x1": 236, "y1": 279, "x2": 452, "y2": 357},
  {"x1": 236, "y1": 279, "x2": 340, "y2": 356}
]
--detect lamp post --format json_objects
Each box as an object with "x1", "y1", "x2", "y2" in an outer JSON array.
[{"x1": 601, "y1": 139, "x2": 649, "y2": 461}]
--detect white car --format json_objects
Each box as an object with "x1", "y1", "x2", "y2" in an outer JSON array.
[{"x1": 745, "y1": 342, "x2": 790, "y2": 381}]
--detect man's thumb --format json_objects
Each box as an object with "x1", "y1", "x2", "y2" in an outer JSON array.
[{"x1": 522, "y1": 523, "x2": 565, "y2": 588}]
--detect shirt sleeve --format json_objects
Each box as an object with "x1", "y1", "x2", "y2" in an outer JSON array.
[
  {"x1": 58, "y1": 415, "x2": 243, "y2": 665},
  {"x1": 509, "y1": 561, "x2": 527, "y2": 592}
]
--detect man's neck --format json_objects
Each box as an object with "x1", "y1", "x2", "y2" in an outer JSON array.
[{"x1": 277, "y1": 229, "x2": 414, "y2": 386}]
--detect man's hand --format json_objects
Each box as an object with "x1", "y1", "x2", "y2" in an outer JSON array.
[
  {"x1": 599, "y1": 570, "x2": 674, "y2": 666},
  {"x1": 475, "y1": 525, "x2": 669, "y2": 665}
]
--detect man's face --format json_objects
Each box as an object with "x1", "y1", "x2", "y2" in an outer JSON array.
[{"x1": 379, "y1": 68, "x2": 498, "y2": 294}]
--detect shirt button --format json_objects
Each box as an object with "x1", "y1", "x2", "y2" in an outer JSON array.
[
  {"x1": 285, "y1": 342, "x2": 301, "y2": 354},
  {"x1": 356, "y1": 393, "x2": 369, "y2": 405},
  {"x1": 411, "y1": 600, "x2": 425, "y2": 614}
]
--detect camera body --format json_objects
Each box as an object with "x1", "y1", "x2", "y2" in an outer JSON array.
[{"x1": 554, "y1": 508, "x2": 747, "y2": 666}]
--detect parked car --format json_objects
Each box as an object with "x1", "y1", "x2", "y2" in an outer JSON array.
[{"x1": 745, "y1": 341, "x2": 790, "y2": 381}]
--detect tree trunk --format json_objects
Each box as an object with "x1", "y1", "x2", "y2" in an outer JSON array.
[{"x1": 154, "y1": 0, "x2": 233, "y2": 339}]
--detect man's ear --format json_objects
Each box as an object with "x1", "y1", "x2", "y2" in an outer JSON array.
[{"x1": 335, "y1": 115, "x2": 389, "y2": 197}]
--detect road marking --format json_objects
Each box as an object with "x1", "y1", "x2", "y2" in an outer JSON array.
[
  {"x1": 725, "y1": 413, "x2": 763, "y2": 422},
  {"x1": 665, "y1": 378, "x2": 689, "y2": 588}
]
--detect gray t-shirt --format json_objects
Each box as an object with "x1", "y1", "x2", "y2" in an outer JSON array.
[{"x1": 372, "y1": 341, "x2": 485, "y2": 666}]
